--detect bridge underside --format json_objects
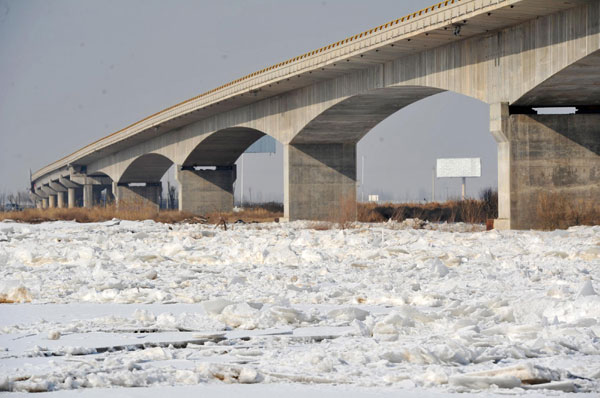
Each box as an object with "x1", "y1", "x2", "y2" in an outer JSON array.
[{"x1": 513, "y1": 50, "x2": 600, "y2": 107}]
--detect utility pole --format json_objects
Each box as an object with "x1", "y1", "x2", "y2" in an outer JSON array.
[
  {"x1": 431, "y1": 167, "x2": 435, "y2": 202},
  {"x1": 361, "y1": 155, "x2": 365, "y2": 202},
  {"x1": 240, "y1": 154, "x2": 244, "y2": 207}
]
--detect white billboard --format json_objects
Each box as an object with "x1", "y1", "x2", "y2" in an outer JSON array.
[{"x1": 436, "y1": 158, "x2": 481, "y2": 178}]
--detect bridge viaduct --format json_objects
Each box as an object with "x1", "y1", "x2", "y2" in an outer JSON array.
[{"x1": 31, "y1": 0, "x2": 600, "y2": 229}]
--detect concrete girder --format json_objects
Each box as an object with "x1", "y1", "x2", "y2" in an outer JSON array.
[
  {"x1": 29, "y1": 191, "x2": 42, "y2": 201},
  {"x1": 70, "y1": 173, "x2": 112, "y2": 186},
  {"x1": 34, "y1": 188, "x2": 48, "y2": 198},
  {"x1": 49, "y1": 181, "x2": 67, "y2": 192},
  {"x1": 59, "y1": 177, "x2": 81, "y2": 189},
  {"x1": 40, "y1": 186, "x2": 58, "y2": 196}
]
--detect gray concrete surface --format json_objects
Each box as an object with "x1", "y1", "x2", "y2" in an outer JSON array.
[
  {"x1": 116, "y1": 184, "x2": 161, "y2": 210},
  {"x1": 284, "y1": 144, "x2": 356, "y2": 221},
  {"x1": 176, "y1": 167, "x2": 236, "y2": 214},
  {"x1": 501, "y1": 113, "x2": 600, "y2": 229}
]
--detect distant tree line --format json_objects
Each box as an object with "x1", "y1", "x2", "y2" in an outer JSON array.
[{"x1": 0, "y1": 190, "x2": 33, "y2": 212}]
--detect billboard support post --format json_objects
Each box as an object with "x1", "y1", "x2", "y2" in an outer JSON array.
[{"x1": 436, "y1": 158, "x2": 481, "y2": 201}]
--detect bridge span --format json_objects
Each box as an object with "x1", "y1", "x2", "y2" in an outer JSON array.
[{"x1": 31, "y1": 0, "x2": 600, "y2": 229}]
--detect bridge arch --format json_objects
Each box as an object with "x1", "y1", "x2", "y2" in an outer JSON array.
[
  {"x1": 182, "y1": 127, "x2": 267, "y2": 167},
  {"x1": 113, "y1": 153, "x2": 176, "y2": 209},
  {"x1": 290, "y1": 86, "x2": 446, "y2": 145},
  {"x1": 118, "y1": 153, "x2": 175, "y2": 184},
  {"x1": 284, "y1": 86, "x2": 493, "y2": 221},
  {"x1": 178, "y1": 127, "x2": 280, "y2": 214}
]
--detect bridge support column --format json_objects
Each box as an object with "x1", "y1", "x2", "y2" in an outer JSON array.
[
  {"x1": 83, "y1": 184, "x2": 93, "y2": 208},
  {"x1": 115, "y1": 183, "x2": 161, "y2": 210},
  {"x1": 42, "y1": 198, "x2": 48, "y2": 209},
  {"x1": 492, "y1": 103, "x2": 600, "y2": 230},
  {"x1": 176, "y1": 166, "x2": 236, "y2": 214},
  {"x1": 36, "y1": 201, "x2": 43, "y2": 209},
  {"x1": 48, "y1": 195, "x2": 56, "y2": 208},
  {"x1": 56, "y1": 191, "x2": 65, "y2": 208},
  {"x1": 67, "y1": 188, "x2": 76, "y2": 208},
  {"x1": 284, "y1": 143, "x2": 356, "y2": 221}
]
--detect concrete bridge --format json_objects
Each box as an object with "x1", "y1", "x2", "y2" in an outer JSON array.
[{"x1": 31, "y1": 0, "x2": 600, "y2": 229}]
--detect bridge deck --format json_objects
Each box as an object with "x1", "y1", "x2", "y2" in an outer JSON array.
[{"x1": 32, "y1": 0, "x2": 588, "y2": 183}]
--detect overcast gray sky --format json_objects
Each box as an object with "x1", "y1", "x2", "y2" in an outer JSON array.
[{"x1": 0, "y1": 0, "x2": 497, "y2": 203}]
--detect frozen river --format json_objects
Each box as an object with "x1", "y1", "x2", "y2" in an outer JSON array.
[{"x1": 0, "y1": 219, "x2": 599, "y2": 396}]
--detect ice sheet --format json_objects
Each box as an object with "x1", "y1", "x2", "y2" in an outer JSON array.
[{"x1": 0, "y1": 220, "x2": 598, "y2": 395}]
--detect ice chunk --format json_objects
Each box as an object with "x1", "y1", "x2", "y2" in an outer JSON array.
[
  {"x1": 429, "y1": 258, "x2": 449, "y2": 277},
  {"x1": 453, "y1": 364, "x2": 560, "y2": 386},
  {"x1": 579, "y1": 280, "x2": 597, "y2": 297},
  {"x1": 144, "y1": 270, "x2": 158, "y2": 280},
  {"x1": 220, "y1": 303, "x2": 260, "y2": 329},
  {"x1": 449, "y1": 374, "x2": 521, "y2": 389},
  {"x1": 129, "y1": 346, "x2": 172, "y2": 361},
  {"x1": 262, "y1": 306, "x2": 307, "y2": 325},
  {"x1": 0, "y1": 282, "x2": 32, "y2": 303},
  {"x1": 373, "y1": 312, "x2": 414, "y2": 341},
  {"x1": 202, "y1": 298, "x2": 234, "y2": 315},
  {"x1": 238, "y1": 367, "x2": 260, "y2": 384},
  {"x1": 47, "y1": 330, "x2": 61, "y2": 340},
  {"x1": 523, "y1": 381, "x2": 576, "y2": 392},
  {"x1": 133, "y1": 309, "x2": 156, "y2": 322},
  {"x1": 327, "y1": 307, "x2": 369, "y2": 322}
]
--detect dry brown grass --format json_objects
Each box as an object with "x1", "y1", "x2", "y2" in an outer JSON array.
[
  {"x1": 327, "y1": 194, "x2": 357, "y2": 229},
  {"x1": 357, "y1": 198, "x2": 495, "y2": 224},
  {"x1": 0, "y1": 202, "x2": 192, "y2": 224},
  {"x1": 536, "y1": 192, "x2": 600, "y2": 230},
  {"x1": 205, "y1": 206, "x2": 282, "y2": 224},
  {"x1": 0, "y1": 202, "x2": 283, "y2": 225}
]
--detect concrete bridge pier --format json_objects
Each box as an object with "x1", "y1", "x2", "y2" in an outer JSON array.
[
  {"x1": 48, "y1": 195, "x2": 56, "y2": 208},
  {"x1": 176, "y1": 166, "x2": 236, "y2": 214},
  {"x1": 49, "y1": 182, "x2": 67, "y2": 208},
  {"x1": 83, "y1": 184, "x2": 93, "y2": 208},
  {"x1": 82, "y1": 183, "x2": 110, "y2": 207},
  {"x1": 284, "y1": 143, "x2": 357, "y2": 221},
  {"x1": 59, "y1": 177, "x2": 82, "y2": 208},
  {"x1": 67, "y1": 188, "x2": 78, "y2": 208},
  {"x1": 56, "y1": 192, "x2": 65, "y2": 208},
  {"x1": 492, "y1": 103, "x2": 600, "y2": 230},
  {"x1": 115, "y1": 183, "x2": 161, "y2": 209}
]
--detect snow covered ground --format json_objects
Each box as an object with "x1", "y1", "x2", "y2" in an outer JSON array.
[{"x1": 0, "y1": 219, "x2": 599, "y2": 396}]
